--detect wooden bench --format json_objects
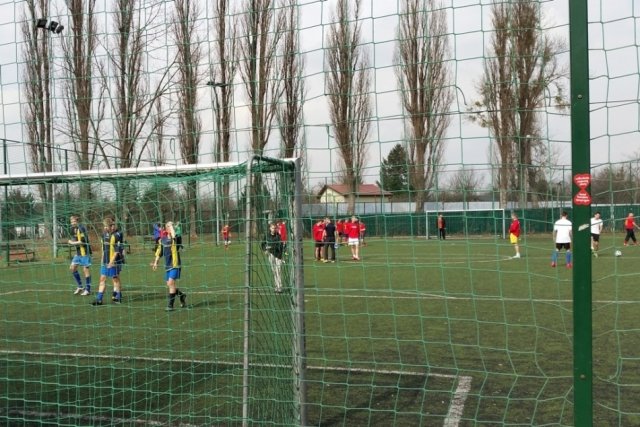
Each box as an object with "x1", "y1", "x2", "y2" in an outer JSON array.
[{"x1": 2, "y1": 242, "x2": 36, "y2": 263}]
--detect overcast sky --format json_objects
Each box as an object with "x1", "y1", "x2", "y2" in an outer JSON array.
[{"x1": 0, "y1": 0, "x2": 639, "y2": 190}]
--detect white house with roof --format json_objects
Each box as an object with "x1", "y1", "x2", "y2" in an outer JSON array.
[{"x1": 317, "y1": 184, "x2": 392, "y2": 204}]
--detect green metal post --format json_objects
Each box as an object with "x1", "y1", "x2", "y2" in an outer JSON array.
[
  {"x1": 569, "y1": 1, "x2": 592, "y2": 426},
  {"x1": 3, "y1": 138, "x2": 7, "y2": 265}
]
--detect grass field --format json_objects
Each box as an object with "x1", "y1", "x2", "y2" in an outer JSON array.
[{"x1": 1, "y1": 234, "x2": 639, "y2": 426}]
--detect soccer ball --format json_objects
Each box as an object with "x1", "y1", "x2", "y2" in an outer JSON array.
[{"x1": 615, "y1": 250, "x2": 622, "y2": 257}]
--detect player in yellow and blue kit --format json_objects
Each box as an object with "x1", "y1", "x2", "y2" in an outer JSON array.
[
  {"x1": 69, "y1": 215, "x2": 92, "y2": 296},
  {"x1": 92, "y1": 218, "x2": 125, "y2": 306},
  {"x1": 151, "y1": 221, "x2": 187, "y2": 311}
]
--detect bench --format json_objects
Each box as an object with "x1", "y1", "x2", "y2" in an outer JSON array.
[{"x1": 2, "y1": 242, "x2": 36, "y2": 263}]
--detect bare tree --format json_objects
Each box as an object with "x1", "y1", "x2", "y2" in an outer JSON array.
[
  {"x1": 101, "y1": 0, "x2": 174, "y2": 230},
  {"x1": 448, "y1": 168, "x2": 484, "y2": 207},
  {"x1": 107, "y1": 0, "x2": 174, "y2": 170},
  {"x1": 22, "y1": 0, "x2": 55, "y2": 238},
  {"x1": 469, "y1": 0, "x2": 565, "y2": 208},
  {"x1": 60, "y1": 0, "x2": 102, "y2": 208},
  {"x1": 326, "y1": 0, "x2": 371, "y2": 215},
  {"x1": 240, "y1": 0, "x2": 284, "y2": 155},
  {"x1": 22, "y1": 1, "x2": 54, "y2": 177},
  {"x1": 396, "y1": 0, "x2": 452, "y2": 213},
  {"x1": 278, "y1": 0, "x2": 305, "y2": 159},
  {"x1": 173, "y1": 0, "x2": 203, "y2": 237},
  {"x1": 149, "y1": 97, "x2": 167, "y2": 166},
  {"x1": 210, "y1": 0, "x2": 238, "y2": 210}
]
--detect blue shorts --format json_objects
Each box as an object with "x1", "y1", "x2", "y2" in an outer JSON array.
[
  {"x1": 71, "y1": 255, "x2": 91, "y2": 267},
  {"x1": 100, "y1": 264, "x2": 122, "y2": 278},
  {"x1": 165, "y1": 268, "x2": 181, "y2": 281}
]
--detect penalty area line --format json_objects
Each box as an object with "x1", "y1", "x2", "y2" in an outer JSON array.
[{"x1": 1, "y1": 348, "x2": 472, "y2": 426}]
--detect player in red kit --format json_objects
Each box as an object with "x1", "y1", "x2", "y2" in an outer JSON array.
[
  {"x1": 312, "y1": 219, "x2": 325, "y2": 261},
  {"x1": 359, "y1": 220, "x2": 367, "y2": 246},
  {"x1": 278, "y1": 220, "x2": 288, "y2": 250},
  {"x1": 222, "y1": 224, "x2": 231, "y2": 250},
  {"x1": 624, "y1": 212, "x2": 640, "y2": 246},
  {"x1": 347, "y1": 216, "x2": 361, "y2": 261},
  {"x1": 509, "y1": 212, "x2": 521, "y2": 259},
  {"x1": 336, "y1": 220, "x2": 344, "y2": 245}
]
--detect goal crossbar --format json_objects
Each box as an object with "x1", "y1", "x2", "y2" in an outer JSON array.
[{"x1": 0, "y1": 156, "x2": 297, "y2": 186}]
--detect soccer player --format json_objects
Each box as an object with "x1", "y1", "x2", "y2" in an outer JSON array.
[
  {"x1": 69, "y1": 215, "x2": 92, "y2": 296},
  {"x1": 346, "y1": 216, "x2": 361, "y2": 261},
  {"x1": 359, "y1": 219, "x2": 367, "y2": 246},
  {"x1": 552, "y1": 211, "x2": 572, "y2": 268},
  {"x1": 151, "y1": 221, "x2": 187, "y2": 311},
  {"x1": 437, "y1": 214, "x2": 446, "y2": 240},
  {"x1": 262, "y1": 222, "x2": 285, "y2": 293},
  {"x1": 509, "y1": 212, "x2": 521, "y2": 259},
  {"x1": 312, "y1": 218, "x2": 325, "y2": 261},
  {"x1": 591, "y1": 211, "x2": 603, "y2": 257},
  {"x1": 222, "y1": 223, "x2": 231, "y2": 250},
  {"x1": 336, "y1": 219, "x2": 344, "y2": 245},
  {"x1": 623, "y1": 212, "x2": 639, "y2": 246},
  {"x1": 92, "y1": 218, "x2": 125, "y2": 306},
  {"x1": 278, "y1": 220, "x2": 288, "y2": 251},
  {"x1": 322, "y1": 217, "x2": 337, "y2": 263}
]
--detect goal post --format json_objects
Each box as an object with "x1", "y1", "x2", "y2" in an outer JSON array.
[{"x1": 0, "y1": 156, "x2": 307, "y2": 426}]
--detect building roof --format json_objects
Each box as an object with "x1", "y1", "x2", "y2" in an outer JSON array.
[{"x1": 318, "y1": 184, "x2": 392, "y2": 198}]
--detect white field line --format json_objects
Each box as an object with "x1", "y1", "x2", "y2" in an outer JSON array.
[
  {"x1": 0, "y1": 348, "x2": 471, "y2": 427},
  {"x1": 0, "y1": 287, "x2": 636, "y2": 305},
  {"x1": 0, "y1": 409, "x2": 200, "y2": 427}
]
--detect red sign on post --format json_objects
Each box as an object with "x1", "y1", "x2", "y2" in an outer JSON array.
[
  {"x1": 573, "y1": 173, "x2": 592, "y2": 205},
  {"x1": 574, "y1": 190, "x2": 592, "y2": 205},
  {"x1": 573, "y1": 173, "x2": 591, "y2": 189}
]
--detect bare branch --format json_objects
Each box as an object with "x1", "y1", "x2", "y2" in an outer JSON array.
[
  {"x1": 240, "y1": 0, "x2": 285, "y2": 154},
  {"x1": 395, "y1": 0, "x2": 452, "y2": 212},
  {"x1": 469, "y1": 1, "x2": 566, "y2": 208},
  {"x1": 277, "y1": 0, "x2": 305, "y2": 159},
  {"x1": 325, "y1": 0, "x2": 371, "y2": 214}
]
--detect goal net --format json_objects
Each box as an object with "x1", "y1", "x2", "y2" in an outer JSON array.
[{"x1": 0, "y1": 157, "x2": 306, "y2": 426}]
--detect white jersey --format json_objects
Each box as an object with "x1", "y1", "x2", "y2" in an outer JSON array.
[
  {"x1": 554, "y1": 218, "x2": 572, "y2": 243},
  {"x1": 590, "y1": 217, "x2": 603, "y2": 235}
]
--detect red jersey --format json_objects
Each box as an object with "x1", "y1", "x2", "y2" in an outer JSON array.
[
  {"x1": 625, "y1": 217, "x2": 635, "y2": 230},
  {"x1": 336, "y1": 221, "x2": 344, "y2": 234},
  {"x1": 312, "y1": 223, "x2": 325, "y2": 242},
  {"x1": 509, "y1": 219, "x2": 521, "y2": 237},
  {"x1": 359, "y1": 222, "x2": 366, "y2": 232},
  {"x1": 222, "y1": 225, "x2": 230, "y2": 238},
  {"x1": 347, "y1": 221, "x2": 360, "y2": 239},
  {"x1": 279, "y1": 223, "x2": 287, "y2": 242}
]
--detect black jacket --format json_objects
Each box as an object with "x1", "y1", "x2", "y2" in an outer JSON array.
[{"x1": 262, "y1": 232, "x2": 284, "y2": 260}]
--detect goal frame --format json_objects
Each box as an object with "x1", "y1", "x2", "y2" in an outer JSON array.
[{"x1": 0, "y1": 155, "x2": 308, "y2": 427}]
